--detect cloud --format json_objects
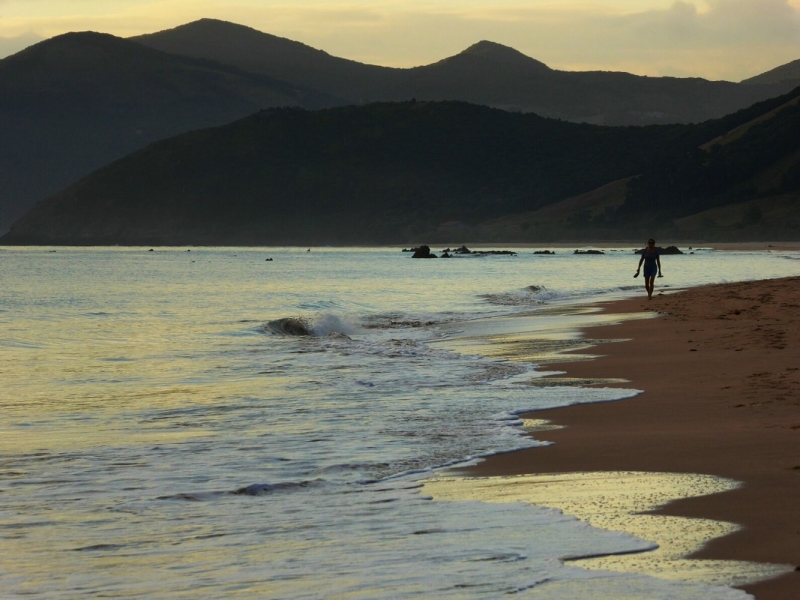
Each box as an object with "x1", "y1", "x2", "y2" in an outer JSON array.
[
  {"x1": 569, "y1": 0, "x2": 800, "y2": 78},
  {"x1": 616, "y1": 0, "x2": 800, "y2": 48},
  {"x1": 702, "y1": 0, "x2": 800, "y2": 41}
]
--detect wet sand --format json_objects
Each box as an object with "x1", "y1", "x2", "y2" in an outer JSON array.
[{"x1": 460, "y1": 276, "x2": 800, "y2": 598}]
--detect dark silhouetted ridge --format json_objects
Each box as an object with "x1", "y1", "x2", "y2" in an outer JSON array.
[
  {"x1": 133, "y1": 18, "x2": 344, "y2": 67},
  {"x1": 0, "y1": 102, "x2": 663, "y2": 245},
  {"x1": 742, "y1": 58, "x2": 800, "y2": 86},
  {"x1": 8, "y1": 31, "x2": 144, "y2": 68},
  {"x1": 4, "y1": 19, "x2": 800, "y2": 234},
  {"x1": 0, "y1": 30, "x2": 341, "y2": 231},
  {"x1": 5, "y1": 91, "x2": 800, "y2": 246},
  {"x1": 454, "y1": 40, "x2": 551, "y2": 71},
  {"x1": 132, "y1": 18, "x2": 396, "y2": 99},
  {"x1": 133, "y1": 19, "x2": 798, "y2": 126}
]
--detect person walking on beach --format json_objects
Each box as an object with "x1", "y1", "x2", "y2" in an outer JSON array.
[{"x1": 635, "y1": 238, "x2": 662, "y2": 299}]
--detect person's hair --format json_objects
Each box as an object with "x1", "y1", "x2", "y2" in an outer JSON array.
[{"x1": 648, "y1": 238, "x2": 655, "y2": 244}]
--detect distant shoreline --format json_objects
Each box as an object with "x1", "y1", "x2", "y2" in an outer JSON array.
[
  {"x1": 3, "y1": 241, "x2": 800, "y2": 252},
  {"x1": 419, "y1": 242, "x2": 800, "y2": 251}
]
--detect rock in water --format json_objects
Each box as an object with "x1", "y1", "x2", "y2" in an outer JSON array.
[
  {"x1": 412, "y1": 245, "x2": 438, "y2": 258},
  {"x1": 634, "y1": 246, "x2": 684, "y2": 255}
]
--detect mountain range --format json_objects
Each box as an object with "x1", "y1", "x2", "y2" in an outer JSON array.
[
  {"x1": 0, "y1": 30, "x2": 340, "y2": 232},
  {"x1": 134, "y1": 19, "x2": 798, "y2": 126},
  {"x1": 2, "y1": 18, "x2": 799, "y2": 239},
  {"x1": 4, "y1": 87, "x2": 798, "y2": 245}
]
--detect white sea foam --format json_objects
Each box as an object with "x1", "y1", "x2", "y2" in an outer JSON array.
[{"x1": 307, "y1": 311, "x2": 359, "y2": 336}]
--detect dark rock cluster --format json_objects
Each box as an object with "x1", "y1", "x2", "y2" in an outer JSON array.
[
  {"x1": 634, "y1": 246, "x2": 684, "y2": 255},
  {"x1": 411, "y1": 245, "x2": 437, "y2": 259},
  {"x1": 406, "y1": 245, "x2": 518, "y2": 258}
]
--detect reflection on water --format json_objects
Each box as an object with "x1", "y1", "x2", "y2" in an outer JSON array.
[
  {"x1": 1, "y1": 246, "x2": 798, "y2": 598},
  {"x1": 425, "y1": 472, "x2": 794, "y2": 588}
]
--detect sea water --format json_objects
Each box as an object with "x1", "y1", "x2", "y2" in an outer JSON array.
[{"x1": 1, "y1": 246, "x2": 798, "y2": 599}]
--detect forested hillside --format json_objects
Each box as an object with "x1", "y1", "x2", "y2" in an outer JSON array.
[
  {"x1": 4, "y1": 88, "x2": 799, "y2": 245},
  {"x1": 0, "y1": 31, "x2": 339, "y2": 231}
]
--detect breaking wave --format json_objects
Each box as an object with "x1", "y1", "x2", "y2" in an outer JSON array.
[
  {"x1": 233, "y1": 480, "x2": 321, "y2": 496},
  {"x1": 265, "y1": 313, "x2": 357, "y2": 337}
]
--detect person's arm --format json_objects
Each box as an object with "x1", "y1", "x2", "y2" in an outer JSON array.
[
  {"x1": 657, "y1": 255, "x2": 663, "y2": 277},
  {"x1": 636, "y1": 255, "x2": 644, "y2": 274}
]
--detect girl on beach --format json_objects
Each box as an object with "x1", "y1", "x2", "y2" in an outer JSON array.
[{"x1": 635, "y1": 238, "x2": 662, "y2": 299}]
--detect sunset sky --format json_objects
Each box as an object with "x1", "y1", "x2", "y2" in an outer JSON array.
[{"x1": 1, "y1": 0, "x2": 799, "y2": 81}]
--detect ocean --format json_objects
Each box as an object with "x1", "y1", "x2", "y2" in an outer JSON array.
[{"x1": 1, "y1": 245, "x2": 798, "y2": 599}]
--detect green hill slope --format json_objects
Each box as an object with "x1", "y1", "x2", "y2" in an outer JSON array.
[
  {"x1": 7, "y1": 88, "x2": 800, "y2": 245},
  {"x1": 470, "y1": 88, "x2": 800, "y2": 242},
  {"x1": 0, "y1": 102, "x2": 671, "y2": 245},
  {"x1": 5, "y1": 91, "x2": 800, "y2": 246},
  {"x1": 622, "y1": 89, "x2": 800, "y2": 220}
]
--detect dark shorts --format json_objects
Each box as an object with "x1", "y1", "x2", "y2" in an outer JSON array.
[{"x1": 643, "y1": 265, "x2": 658, "y2": 278}]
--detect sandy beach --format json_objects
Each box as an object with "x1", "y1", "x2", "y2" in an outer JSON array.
[{"x1": 457, "y1": 276, "x2": 800, "y2": 598}]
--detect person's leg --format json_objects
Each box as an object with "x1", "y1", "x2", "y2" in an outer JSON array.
[{"x1": 645, "y1": 275, "x2": 655, "y2": 298}]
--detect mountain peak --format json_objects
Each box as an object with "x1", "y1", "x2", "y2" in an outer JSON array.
[
  {"x1": 9, "y1": 31, "x2": 120, "y2": 55},
  {"x1": 2, "y1": 31, "x2": 157, "y2": 69},
  {"x1": 457, "y1": 41, "x2": 550, "y2": 70},
  {"x1": 133, "y1": 18, "x2": 320, "y2": 55},
  {"x1": 158, "y1": 18, "x2": 266, "y2": 38}
]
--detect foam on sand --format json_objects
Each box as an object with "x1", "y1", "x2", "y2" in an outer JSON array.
[{"x1": 424, "y1": 471, "x2": 794, "y2": 588}]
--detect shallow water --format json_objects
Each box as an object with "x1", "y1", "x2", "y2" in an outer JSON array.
[{"x1": 1, "y1": 246, "x2": 798, "y2": 598}]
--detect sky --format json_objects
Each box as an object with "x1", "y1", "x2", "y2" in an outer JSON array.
[{"x1": 1, "y1": 0, "x2": 799, "y2": 81}]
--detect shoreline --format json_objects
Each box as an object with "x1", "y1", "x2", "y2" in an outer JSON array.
[
  {"x1": 453, "y1": 276, "x2": 800, "y2": 598},
  {"x1": 3, "y1": 242, "x2": 800, "y2": 251},
  {"x1": 440, "y1": 242, "x2": 800, "y2": 252}
]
